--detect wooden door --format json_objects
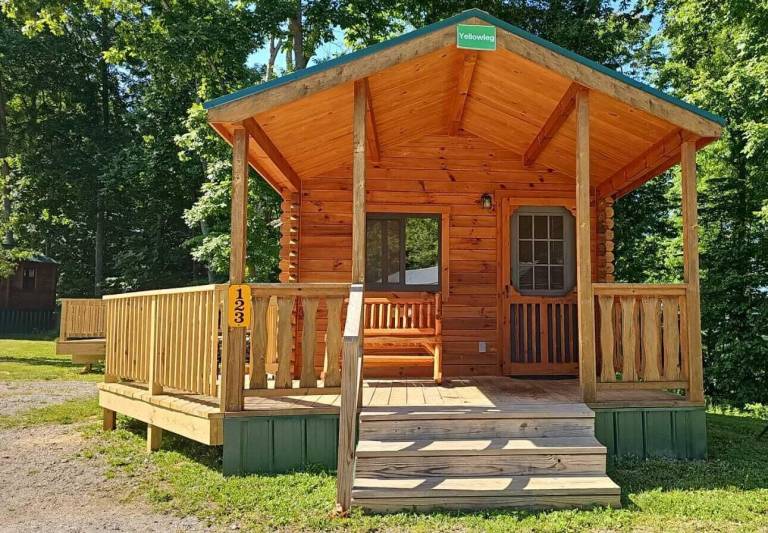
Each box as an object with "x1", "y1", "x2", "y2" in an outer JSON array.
[{"x1": 499, "y1": 197, "x2": 580, "y2": 376}]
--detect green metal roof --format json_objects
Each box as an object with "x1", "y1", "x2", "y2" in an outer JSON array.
[{"x1": 203, "y1": 8, "x2": 725, "y2": 127}]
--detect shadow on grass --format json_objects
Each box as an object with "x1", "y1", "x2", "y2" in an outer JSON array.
[
  {"x1": 121, "y1": 417, "x2": 222, "y2": 470},
  {"x1": 0, "y1": 355, "x2": 103, "y2": 373},
  {"x1": 0, "y1": 332, "x2": 57, "y2": 341},
  {"x1": 609, "y1": 412, "x2": 768, "y2": 507}
]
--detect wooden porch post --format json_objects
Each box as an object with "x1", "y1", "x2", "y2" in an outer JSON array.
[
  {"x1": 681, "y1": 140, "x2": 705, "y2": 403},
  {"x1": 575, "y1": 89, "x2": 597, "y2": 402},
  {"x1": 221, "y1": 124, "x2": 248, "y2": 412},
  {"x1": 352, "y1": 80, "x2": 367, "y2": 408},
  {"x1": 352, "y1": 80, "x2": 367, "y2": 284}
]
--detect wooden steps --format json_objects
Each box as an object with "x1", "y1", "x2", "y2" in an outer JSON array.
[{"x1": 352, "y1": 404, "x2": 621, "y2": 512}]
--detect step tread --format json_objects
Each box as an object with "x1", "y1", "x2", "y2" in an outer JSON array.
[
  {"x1": 356, "y1": 436, "x2": 607, "y2": 456},
  {"x1": 360, "y1": 403, "x2": 595, "y2": 420},
  {"x1": 352, "y1": 475, "x2": 621, "y2": 498}
]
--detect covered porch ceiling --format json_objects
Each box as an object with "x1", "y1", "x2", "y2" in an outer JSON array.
[{"x1": 205, "y1": 10, "x2": 724, "y2": 199}]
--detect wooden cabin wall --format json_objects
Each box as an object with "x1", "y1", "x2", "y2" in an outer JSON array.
[{"x1": 291, "y1": 133, "x2": 599, "y2": 378}]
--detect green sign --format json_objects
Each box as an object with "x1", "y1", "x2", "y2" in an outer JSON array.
[{"x1": 456, "y1": 24, "x2": 496, "y2": 51}]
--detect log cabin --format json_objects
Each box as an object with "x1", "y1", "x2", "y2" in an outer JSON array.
[
  {"x1": 0, "y1": 253, "x2": 59, "y2": 334},
  {"x1": 89, "y1": 9, "x2": 724, "y2": 513}
]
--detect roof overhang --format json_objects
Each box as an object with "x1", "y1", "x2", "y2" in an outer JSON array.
[{"x1": 205, "y1": 9, "x2": 724, "y2": 198}]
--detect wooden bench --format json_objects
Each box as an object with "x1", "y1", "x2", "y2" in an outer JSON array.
[
  {"x1": 55, "y1": 298, "x2": 106, "y2": 367},
  {"x1": 363, "y1": 292, "x2": 442, "y2": 383}
]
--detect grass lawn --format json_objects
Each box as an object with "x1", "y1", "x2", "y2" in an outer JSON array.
[
  {"x1": 4, "y1": 338, "x2": 767, "y2": 531},
  {"x1": 0, "y1": 338, "x2": 103, "y2": 381},
  {"x1": 78, "y1": 410, "x2": 768, "y2": 532}
]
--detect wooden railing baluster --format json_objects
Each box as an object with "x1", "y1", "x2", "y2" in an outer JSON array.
[
  {"x1": 323, "y1": 297, "x2": 343, "y2": 387},
  {"x1": 300, "y1": 297, "x2": 319, "y2": 388},
  {"x1": 249, "y1": 296, "x2": 269, "y2": 389}
]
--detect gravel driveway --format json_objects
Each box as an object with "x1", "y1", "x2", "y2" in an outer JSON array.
[
  {"x1": 0, "y1": 424, "x2": 214, "y2": 532},
  {"x1": 0, "y1": 380, "x2": 98, "y2": 416}
]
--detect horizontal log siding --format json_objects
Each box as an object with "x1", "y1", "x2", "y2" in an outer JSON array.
[{"x1": 294, "y1": 134, "x2": 598, "y2": 377}]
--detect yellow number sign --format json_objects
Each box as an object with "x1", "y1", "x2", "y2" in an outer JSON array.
[{"x1": 227, "y1": 284, "x2": 252, "y2": 328}]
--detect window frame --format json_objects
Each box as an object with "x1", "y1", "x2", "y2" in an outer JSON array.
[
  {"x1": 365, "y1": 212, "x2": 441, "y2": 292},
  {"x1": 22, "y1": 267, "x2": 37, "y2": 291},
  {"x1": 511, "y1": 206, "x2": 576, "y2": 297}
]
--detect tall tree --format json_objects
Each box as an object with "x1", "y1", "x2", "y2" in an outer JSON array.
[{"x1": 652, "y1": 0, "x2": 768, "y2": 404}]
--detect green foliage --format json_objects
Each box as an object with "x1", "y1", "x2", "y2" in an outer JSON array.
[{"x1": 648, "y1": 0, "x2": 768, "y2": 406}]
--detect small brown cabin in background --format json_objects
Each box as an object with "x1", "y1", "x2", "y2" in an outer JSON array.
[
  {"x1": 0, "y1": 254, "x2": 58, "y2": 311},
  {"x1": 0, "y1": 253, "x2": 59, "y2": 335}
]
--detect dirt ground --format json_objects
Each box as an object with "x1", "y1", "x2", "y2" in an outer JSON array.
[
  {"x1": 0, "y1": 379, "x2": 216, "y2": 532},
  {"x1": 0, "y1": 380, "x2": 98, "y2": 416},
  {"x1": 0, "y1": 423, "x2": 215, "y2": 532}
]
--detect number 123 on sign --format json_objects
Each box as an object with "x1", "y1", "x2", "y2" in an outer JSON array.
[{"x1": 227, "y1": 284, "x2": 252, "y2": 328}]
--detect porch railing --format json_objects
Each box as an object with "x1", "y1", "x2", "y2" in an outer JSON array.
[
  {"x1": 60, "y1": 298, "x2": 107, "y2": 339},
  {"x1": 593, "y1": 283, "x2": 690, "y2": 392},
  {"x1": 104, "y1": 285, "x2": 222, "y2": 396},
  {"x1": 103, "y1": 283, "x2": 351, "y2": 404},
  {"x1": 243, "y1": 283, "x2": 350, "y2": 393}
]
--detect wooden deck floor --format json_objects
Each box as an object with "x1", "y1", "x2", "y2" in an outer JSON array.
[
  {"x1": 99, "y1": 377, "x2": 693, "y2": 447},
  {"x1": 233, "y1": 377, "x2": 693, "y2": 415}
]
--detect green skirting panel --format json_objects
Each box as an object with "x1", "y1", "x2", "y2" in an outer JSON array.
[
  {"x1": 593, "y1": 406, "x2": 707, "y2": 460},
  {"x1": 223, "y1": 415, "x2": 339, "y2": 475}
]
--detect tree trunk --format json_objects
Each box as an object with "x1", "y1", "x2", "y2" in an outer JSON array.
[
  {"x1": 200, "y1": 220, "x2": 214, "y2": 283},
  {"x1": 267, "y1": 35, "x2": 283, "y2": 80},
  {"x1": 289, "y1": 3, "x2": 306, "y2": 70},
  {"x1": 94, "y1": 13, "x2": 112, "y2": 296},
  {"x1": 0, "y1": 76, "x2": 13, "y2": 247}
]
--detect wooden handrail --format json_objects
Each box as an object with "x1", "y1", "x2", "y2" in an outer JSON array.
[{"x1": 336, "y1": 284, "x2": 364, "y2": 515}]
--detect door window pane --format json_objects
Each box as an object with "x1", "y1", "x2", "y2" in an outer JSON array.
[
  {"x1": 512, "y1": 208, "x2": 574, "y2": 295},
  {"x1": 550, "y1": 241, "x2": 564, "y2": 265},
  {"x1": 519, "y1": 215, "x2": 532, "y2": 239},
  {"x1": 519, "y1": 240, "x2": 533, "y2": 263},
  {"x1": 534, "y1": 216, "x2": 548, "y2": 238},
  {"x1": 534, "y1": 266, "x2": 549, "y2": 290},
  {"x1": 550, "y1": 216, "x2": 563, "y2": 239},
  {"x1": 519, "y1": 265, "x2": 533, "y2": 290},
  {"x1": 550, "y1": 266, "x2": 564, "y2": 290}
]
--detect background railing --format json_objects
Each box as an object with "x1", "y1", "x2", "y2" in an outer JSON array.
[
  {"x1": 593, "y1": 283, "x2": 690, "y2": 391},
  {"x1": 60, "y1": 298, "x2": 106, "y2": 339},
  {"x1": 104, "y1": 285, "x2": 222, "y2": 396},
  {"x1": 335, "y1": 284, "x2": 364, "y2": 516}
]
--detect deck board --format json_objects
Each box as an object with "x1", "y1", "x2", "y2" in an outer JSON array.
[{"x1": 100, "y1": 377, "x2": 694, "y2": 421}]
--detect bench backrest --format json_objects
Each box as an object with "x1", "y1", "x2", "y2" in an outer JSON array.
[{"x1": 363, "y1": 292, "x2": 441, "y2": 336}]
